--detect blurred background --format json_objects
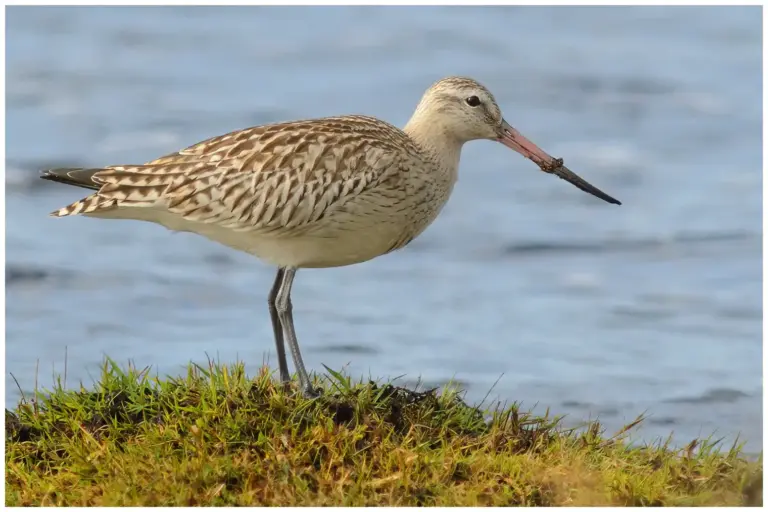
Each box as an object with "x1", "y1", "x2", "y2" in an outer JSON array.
[{"x1": 6, "y1": 6, "x2": 762, "y2": 453}]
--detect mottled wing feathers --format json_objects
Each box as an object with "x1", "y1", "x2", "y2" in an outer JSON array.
[
  {"x1": 47, "y1": 116, "x2": 415, "y2": 232},
  {"x1": 145, "y1": 125, "x2": 265, "y2": 166}
]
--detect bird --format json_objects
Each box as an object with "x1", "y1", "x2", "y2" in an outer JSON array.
[{"x1": 41, "y1": 76, "x2": 621, "y2": 397}]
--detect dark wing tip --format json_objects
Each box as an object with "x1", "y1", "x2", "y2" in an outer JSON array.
[{"x1": 39, "y1": 167, "x2": 102, "y2": 190}]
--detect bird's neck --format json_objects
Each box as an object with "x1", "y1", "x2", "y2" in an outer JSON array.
[{"x1": 403, "y1": 113, "x2": 464, "y2": 180}]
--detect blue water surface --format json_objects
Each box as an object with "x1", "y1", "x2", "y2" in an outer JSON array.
[{"x1": 5, "y1": 6, "x2": 762, "y2": 453}]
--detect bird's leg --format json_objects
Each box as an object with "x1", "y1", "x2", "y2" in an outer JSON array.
[
  {"x1": 267, "y1": 268, "x2": 290, "y2": 385},
  {"x1": 275, "y1": 267, "x2": 319, "y2": 398}
]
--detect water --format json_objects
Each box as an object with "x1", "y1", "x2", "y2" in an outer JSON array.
[{"x1": 6, "y1": 6, "x2": 762, "y2": 453}]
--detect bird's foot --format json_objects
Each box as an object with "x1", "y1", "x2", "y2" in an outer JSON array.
[
  {"x1": 301, "y1": 385, "x2": 321, "y2": 399},
  {"x1": 279, "y1": 379, "x2": 293, "y2": 394}
]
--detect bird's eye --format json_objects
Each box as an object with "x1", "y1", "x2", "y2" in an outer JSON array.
[{"x1": 465, "y1": 95, "x2": 481, "y2": 107}]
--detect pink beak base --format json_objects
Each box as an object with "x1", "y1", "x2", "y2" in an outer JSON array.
[{"x1": 498, "y1": 121, "x2": 621, "y2": 205}]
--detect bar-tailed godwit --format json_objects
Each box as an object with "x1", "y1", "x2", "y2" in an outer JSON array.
[{"x1": 41, "y1": 76, "x2": 621, "y2": 397}]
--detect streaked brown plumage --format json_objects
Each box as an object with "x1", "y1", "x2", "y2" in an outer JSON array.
[
  {"x1": 46, "y1": 114, "x2": 457, "y2": 268},
  {"x1": 42, "y1": 76, "x2": 621, "y2": 396}
]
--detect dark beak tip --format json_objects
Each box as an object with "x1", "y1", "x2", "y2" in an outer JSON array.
[{"x1": 545, "y1": 162, "x2": 621, "y2": 207}]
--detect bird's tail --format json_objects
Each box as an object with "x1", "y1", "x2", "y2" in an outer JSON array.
[{"x1": 40, "y1": 167, "x2": 119, "y2": 217}]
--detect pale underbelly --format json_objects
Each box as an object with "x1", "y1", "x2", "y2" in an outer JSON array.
[
  {"x1": 85, "y1": 176, "x2": 453, "y2": 268},
  {"x1": 88, "y1": 206, "x2": 432, "y2": 268},
  {"x1": 192, "y1": 221, "x2": 424, "y2": 268}
]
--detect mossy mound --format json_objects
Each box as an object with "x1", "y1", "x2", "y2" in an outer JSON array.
[{"x1": 5, "y1": 360, "x2": 762, "y2": 506}]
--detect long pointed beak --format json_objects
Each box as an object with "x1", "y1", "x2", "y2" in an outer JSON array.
[{"x1": 497, "y1": 119, "x2": 621, "y2": 205}]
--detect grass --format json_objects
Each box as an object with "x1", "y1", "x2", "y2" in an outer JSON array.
[{"x1": 5, "y1": 358, "x2": 763, "y2": 506}]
